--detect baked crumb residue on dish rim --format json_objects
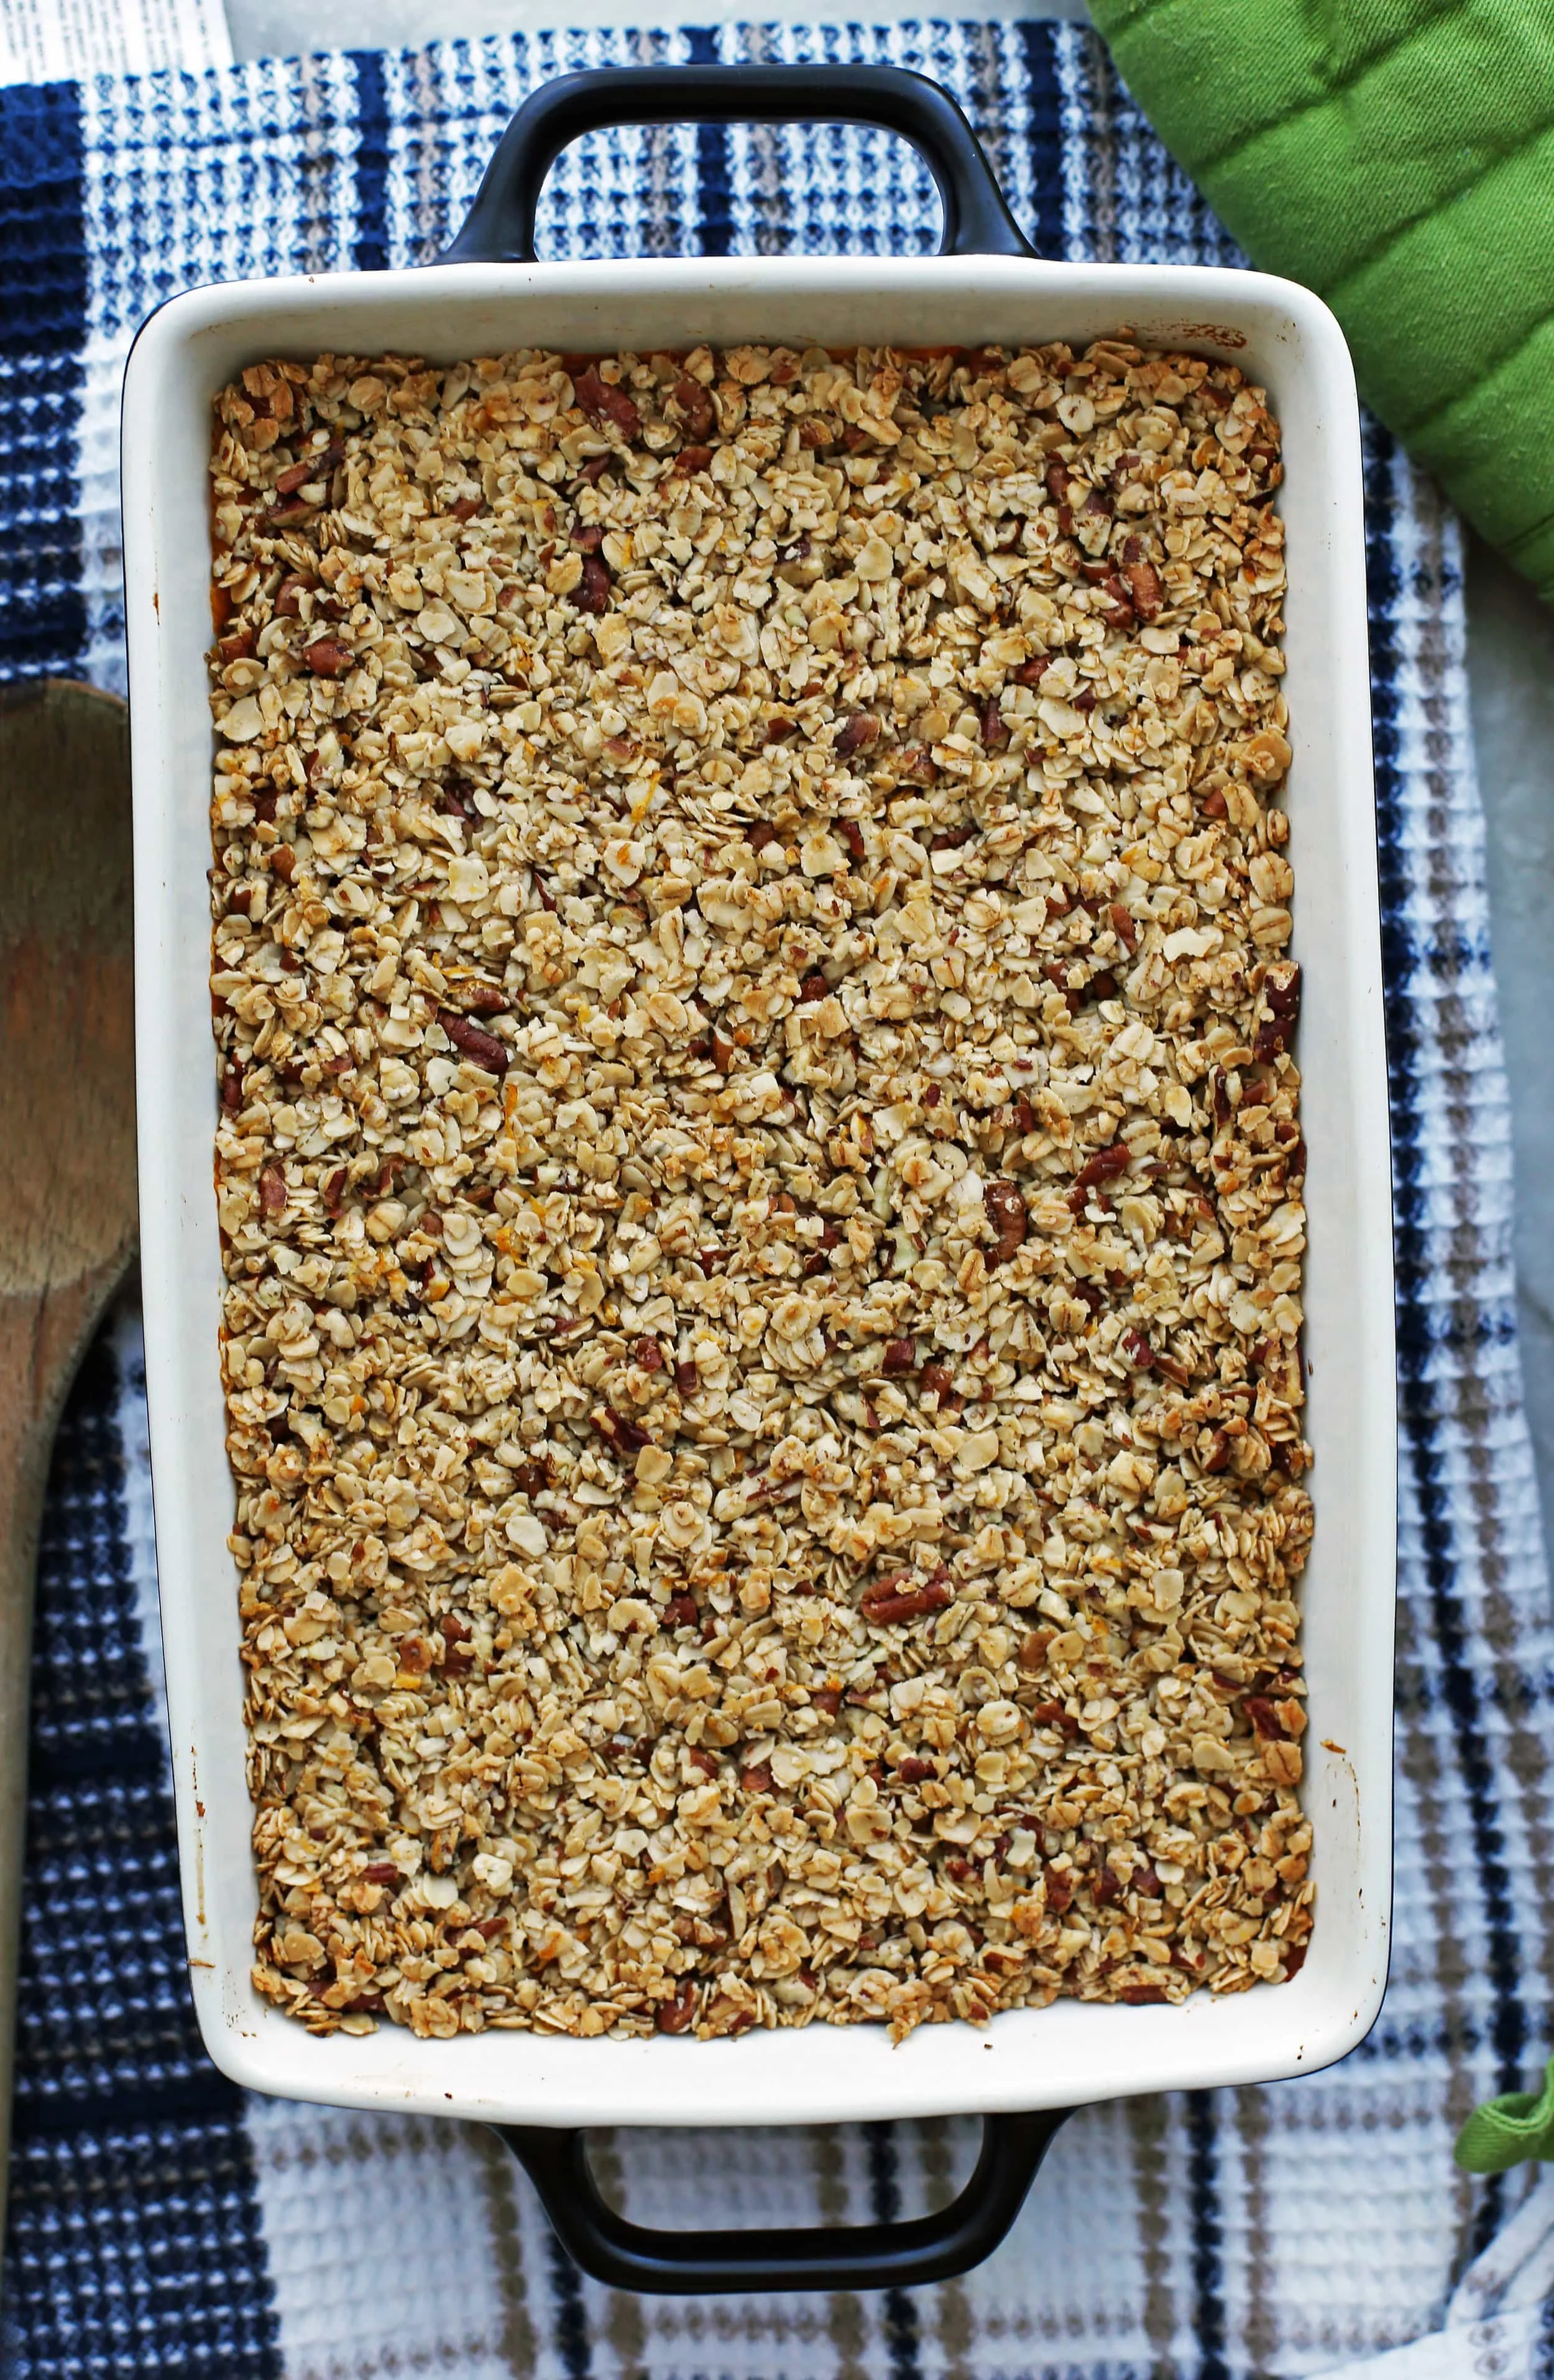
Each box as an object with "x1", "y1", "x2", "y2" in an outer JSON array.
[{"x1": 205, "y1": 334, "x2": 1313, "y2": 2046}]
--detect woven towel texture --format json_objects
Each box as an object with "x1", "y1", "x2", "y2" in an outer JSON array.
[{"x1": 1, "y1": 21, "x2": 1553, "y2": 2380}]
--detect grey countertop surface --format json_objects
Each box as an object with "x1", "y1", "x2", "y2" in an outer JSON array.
[{"x1": 224, "y1": 0, "x2": 1554, "y2": 1554}]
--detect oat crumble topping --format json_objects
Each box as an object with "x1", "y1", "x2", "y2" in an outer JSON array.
[{"x1": 206, "y1": 338, "x2": 1313, "y2": 2044}]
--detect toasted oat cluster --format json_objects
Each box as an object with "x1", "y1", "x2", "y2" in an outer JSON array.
[{"x1": 207, "y1": 338, "x2": 1313, "y2": 2046}]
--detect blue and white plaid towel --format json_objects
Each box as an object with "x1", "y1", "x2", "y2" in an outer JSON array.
[{"x1": 4, "y1": 21, "x2": 1554, "y2": 2379}]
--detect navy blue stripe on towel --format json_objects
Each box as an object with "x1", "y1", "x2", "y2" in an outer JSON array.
[
  {"x1": 1365, "y1": 423, "x2": 1519, "y2": 2258},
  {"x1": 866, "y1": 2123, "x2": 925, "y2": 2380},
  {"x1": 545, "y1": 2228, "x2": 593, "y2": 2380},
  {"x1": 0, "y1": 1336, "x2": 282, "y2": 2380},
  {"x1": 7, "y1": 2115, "x2": 282, "y2": 2380},
  {"x1": 1185, "y1": 2093, "x2": 1230, "y2": 2380},
  {"x1": 1017, "y1": 21, "x2": 1069, "y2": 259},
  {"x1": 349, "y1": 49, "x2": 392, "y2": 272},
  {"x1": 684, "y1": 27, "x2": 735, "y2": 255},
  {"x1": 0, "y1": 80, "x2": 86, "y2": 678},
  {"x1": 1365, "y1": 427, "x2": 1525, "y2": 2089}
]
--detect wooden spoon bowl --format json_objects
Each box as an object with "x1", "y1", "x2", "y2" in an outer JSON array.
[{"x1": 0, "y1": 681, "x2": 137, "y2": 2246}]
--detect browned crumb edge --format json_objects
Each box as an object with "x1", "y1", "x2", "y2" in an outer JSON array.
[{"x1": 208, "y1": 336, "x2": 1312, "y2": 2046}]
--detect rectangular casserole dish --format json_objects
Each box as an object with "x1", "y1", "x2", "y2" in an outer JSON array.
[{"x1": 122, "y1": 60, "x2": 1393, "y2": 2290}]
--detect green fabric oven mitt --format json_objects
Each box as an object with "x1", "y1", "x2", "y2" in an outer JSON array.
[
  {"x1": 1087, "y1": 0, "x2": 1554, "y2": 604},
  {"x1": 1456, "y1": 2057, "x2": 1554, "y2": 2174}
]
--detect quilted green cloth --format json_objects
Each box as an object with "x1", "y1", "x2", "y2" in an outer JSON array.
[
  {"x1": 1087, "y1": 0, "x2": 1554, "y2": 604},
  {"x1": 1456, "y1": 2057, "x2": 1554, "y2": 2173}
]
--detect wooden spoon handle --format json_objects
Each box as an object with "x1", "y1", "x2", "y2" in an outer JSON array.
[{"x1": 0, "y1": 1267, "x2": 129, "y2": 2248}]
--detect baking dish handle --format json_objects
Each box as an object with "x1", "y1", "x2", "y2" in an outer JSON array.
[
  {"x1": 495, "y1": 2108, "x2": 1070, "y2": 2295},
  {"x1": 441, "y1": 64, "x2": 1037, "y2": 265}
]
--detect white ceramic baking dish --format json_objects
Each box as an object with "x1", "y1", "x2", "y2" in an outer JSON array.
[{"x1": 122, "y1": 65, "x2": 1393, "y2": 2292}]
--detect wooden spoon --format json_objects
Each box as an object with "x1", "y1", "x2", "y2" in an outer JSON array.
[{"x1": 0, "y1": 681, "x2": 136, "y2": 2249}]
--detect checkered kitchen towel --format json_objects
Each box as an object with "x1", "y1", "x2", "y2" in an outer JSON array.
[{"x1": 4, "y1": 19, "x2": 1554, "y2": 2379}]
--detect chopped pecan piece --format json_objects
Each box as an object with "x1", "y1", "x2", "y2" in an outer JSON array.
[
  {"x1": 835, "y1": 712, "x2": 880, "y2": 756},
  {"x1": 656, "y1": 1979, "x2": 697, "y2": 2033},
  {"x1": 1031, "y1": 1700, "x2": 1078, "y2": 1740},
  {"x1": 983, "y1": 1178, "x2": 1028, "y2": 1265},
  {"x1": 572, "y1": 554, "x2": 612, "y2": 613},
  {"x1": 670, "y1": 376, "x2": 715, "y2": 440},
  {"x1": 438, "y1": 1010, "x2": 510, "y2": 1072},
  {"x1": 1073, "y1": 1141, "x2": 1131, "y2": 1193},
  {"x1": 303, "y1": 637, "x2": 352, "y2": 678},
  {"x1": 1256, "y1": 961, "x2": 1302, "y2": 1060},
  {"x1": 595, "y1": 1407, "x2": 651, "y2": 1454},
  {"x1": 860, "y1": 1568, "x2": 953, "y2": 1625},
  {"x1": 455, "y1": 980, "x2": 508, "y2": 1016},
  {"x1": 572, "y1": 364, "x2": 641, "y2": 440},
  {"x1": 1122, "y1": 537, "x2": 1164, "y2": 617}
]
